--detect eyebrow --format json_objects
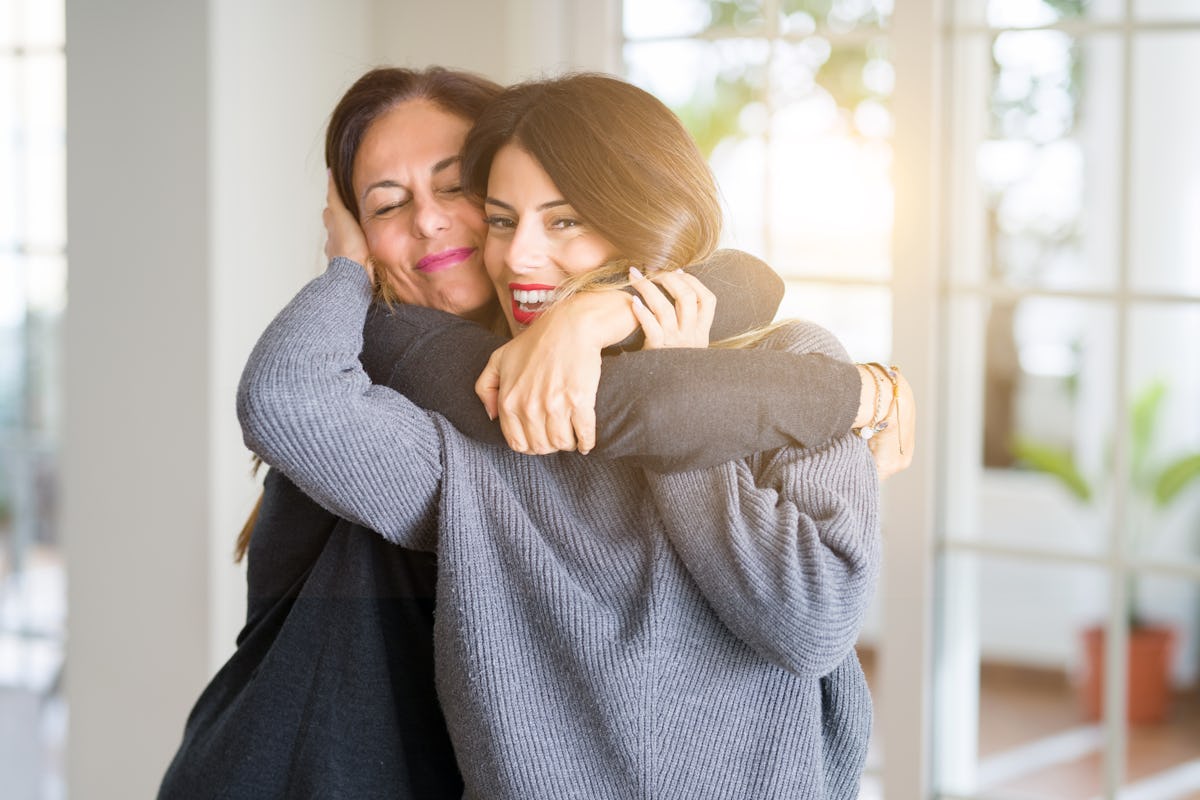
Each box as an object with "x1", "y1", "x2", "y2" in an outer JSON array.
[
  {"x1": 484, "y1": 198, "x2": 570, "y2": 213},
  {"x1": 359, "y1": 156, "x2": 462, "y2": 202}
]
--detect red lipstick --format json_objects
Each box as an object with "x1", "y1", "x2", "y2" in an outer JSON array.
[{"x1": 509, "y1": 283, "x2": 557, "y2": 327}]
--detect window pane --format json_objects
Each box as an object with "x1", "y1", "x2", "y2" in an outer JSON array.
[
  {"x1": 779, "y1": 0, "x2": 890, "y2": 33},
  {"x1": 624, "y1": 38, "x2": 770, "y2": 257},
  {"x1": 18, "y1": 0, "x2": 63, "y2": 48},
  {"x1": 624, "y1": 0, "x2": 711, "y2": 39},
  {"x1": 951, "y1": 0, "x2": 1124, "y2": 28},
  {"x1": 0, "y1": 0, "x2": 14, "y2": 49},
  {"x1": 1131, "y1": 32, "x2": 1200, "y2": 297},
  {"x1": 1136, "y1": 0, "x2": 1200, "y2": 20},
  {"x1": 623, "y1": 0, "x2": 767, "y2": 39},
  {"x1": 1113, "y1": 573, "x2": 1200, "y2": 797},
  {"x1": 1127, "y1": 304, "x2": 1200, "y2": 570},
  {"x1": 767, "y1": 40, "x2": 893, "y2": 280},
  {"x1": 775, "y1": 282, "x2": 890, "y2": 359},
  {"x1": 0, "y1": 55, "x2": 16, "y2": 249},
  {"x1": 0, "y1": 254, "x2": 21, "y2": 432},
  {"x1": 22, "y1": 52, "x2": 65, "y2": 247},
  {"x1": 948, "y1": 32, "x2": 1123, "y2": 291},
  {"x1": 937, "y1": 551, "x2": 1112, "y2": 798},
  {"x1": 943, "y1": 296, "x2": 1118, "y2": 557}
]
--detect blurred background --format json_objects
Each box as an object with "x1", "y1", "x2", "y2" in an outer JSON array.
[{"x1": 1, "y1": 0, "x2": 1198, "y2": 797}]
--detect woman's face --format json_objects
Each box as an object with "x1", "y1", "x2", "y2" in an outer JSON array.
[
  {"x1": 483, "y1": 144, "x2": 618, "y2": 336},
  {"x1": 352, "y1": 99, "x2": 495, "y2": 325}
]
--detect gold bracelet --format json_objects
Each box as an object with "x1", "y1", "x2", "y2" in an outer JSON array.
[
  {"x1": 866, "y1": 362, "x2": 903, "y2": 455},
  {"x1": 853, "y1": 363, "x2": 890, "y2": 441}
]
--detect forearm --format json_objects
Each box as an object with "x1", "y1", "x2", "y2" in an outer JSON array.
[
  {"x1": 650, "y1": 440, "x2": 881, "y2": 678},
  {"x1": 237, "y1": 258, "x2": 441, "y2": 547},
  {"x1": 592, "y1": 348, "x2": 860, "y2": 471}
]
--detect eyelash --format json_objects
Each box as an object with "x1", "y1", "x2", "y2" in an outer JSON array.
[
  {"x1": 369, "y1": 186, "x2": 461, "y2": 218},
  {"x1": 369, "y1": 201, "x2": 407, "y2": 218},
  {"x1": 483, "y1": 216, "x2": 581, "y2": 232}
]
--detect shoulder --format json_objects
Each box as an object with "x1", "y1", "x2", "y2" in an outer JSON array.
[{"x1": 757, "y1": 319, "x2": 852, "y2": 363}]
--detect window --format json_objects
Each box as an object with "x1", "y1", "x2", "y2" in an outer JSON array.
[
  {"x1": 623, "y1": 0, "x2": 895, "y2": 361},
  {"x1": 623, "y1": 0, "x2": 1200, "y2": 797},
  {"x1": 621, "y1": 1, "x2": 896, "y2": 791},
  {"x1": 0, "y1": 0, "x2": 67, "y2": 796},
  {"x1": 937, "y1": 0, "x2": 1200, "y2": 796}
]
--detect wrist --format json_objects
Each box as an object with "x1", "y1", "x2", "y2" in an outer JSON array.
[
  {"x1": 854, "y1": 364, "x2": 876, "y2": 429},
  {"x1": 557, "y1": 290, "x2": 638, "y2": 349}
]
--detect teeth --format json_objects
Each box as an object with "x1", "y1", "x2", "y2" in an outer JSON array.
[{"x1": 513, "y1": 289, "x2": 554, "y2": 305}]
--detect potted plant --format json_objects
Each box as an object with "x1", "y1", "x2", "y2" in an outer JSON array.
[{"x1": 1013, "y1": 380, "x2": 1200, "y2": 724}]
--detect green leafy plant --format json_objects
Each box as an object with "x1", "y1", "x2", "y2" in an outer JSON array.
[{"x1": 1012, "y1": 379, "x2": 1200, "y2": 625}]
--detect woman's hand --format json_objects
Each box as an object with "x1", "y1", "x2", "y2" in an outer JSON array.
[
  {"x1": 629, "y1": 267, "x2": 716, "y2": 349},
  {"x1": 475, "y1": 296, "x2": 619, "y2": 455},
  {"x1": 323, "y1": 172, "x2": 372, "y2": 281}
]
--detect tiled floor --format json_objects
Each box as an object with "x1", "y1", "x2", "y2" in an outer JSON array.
[{"x1": 860, "y1": 647, "x2": 1200, "y2": 799}]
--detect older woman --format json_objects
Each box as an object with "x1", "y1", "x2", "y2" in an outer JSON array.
[{"x1": 236, "y1": 72, "x2": 896, "y2": 799}]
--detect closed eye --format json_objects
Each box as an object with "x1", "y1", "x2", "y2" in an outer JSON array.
[{"x1": 368, "y1": 200, "x2": 408, "y2": 219}]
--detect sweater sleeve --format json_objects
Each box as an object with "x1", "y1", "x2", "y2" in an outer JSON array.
[
  {"x1": 361, "y1": 253, "x2": 859, "y2": 473},
  {"x1": 237, "y1": 257, "x2": 441, "y2": 549},
  {"x1": 646, "y1": 321, "x2": 882, "y2": 678}
]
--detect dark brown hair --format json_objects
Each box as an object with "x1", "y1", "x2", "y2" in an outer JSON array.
[
  {"x1": 325, "y1": 66, "x2": 503, "y2": 219},
  {"x1": 461, "y1": 73, "x2": 722, "y2": 275},
  {"x1": 236, "y1": 67, "x2": 503, "y2": 563}
]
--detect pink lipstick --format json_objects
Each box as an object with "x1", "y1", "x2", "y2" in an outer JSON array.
[{"x1": 416, "y1": 247, "x2": 475, "y2": 274}]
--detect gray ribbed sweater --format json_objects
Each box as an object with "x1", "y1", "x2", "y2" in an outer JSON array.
[{"x1": 238, "y1": 258, "x2": 881, "y2": 799}]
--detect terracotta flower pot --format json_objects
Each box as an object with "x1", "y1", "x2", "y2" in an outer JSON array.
[{"x1": 1080, "y1": 624, "x2": 1176, "y2": 725}]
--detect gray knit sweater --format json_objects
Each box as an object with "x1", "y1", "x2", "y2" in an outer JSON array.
[{"x1": 238, "y1": 258, "x2": 881, "y2": 799}]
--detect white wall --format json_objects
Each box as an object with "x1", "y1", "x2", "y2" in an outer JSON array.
[{"x1": 64, "y1": 2, "x2": 617, "y2": 797}]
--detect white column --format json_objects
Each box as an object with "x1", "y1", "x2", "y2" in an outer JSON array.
[
  {"x1": 882, "y1": 0, "x2": 944, "y2": 797},
  {"x1": 65, "y1": 2, "x2": 370, "y2": 797}
]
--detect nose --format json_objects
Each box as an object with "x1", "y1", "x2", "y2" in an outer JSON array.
[
  {"x1": 505, "y1": 219, "x2": 548, "y2": 275},
  {"x1": 410, "y1": 195, "x2": 452, "y2": 239}
]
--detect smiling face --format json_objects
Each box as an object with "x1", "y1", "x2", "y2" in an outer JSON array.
[
  {"x1": 482, "y1": 144, "x2": 619, "y2": 336},
  {"x1": 352, "y1": 99, "x2": 497, "y2": 325}
]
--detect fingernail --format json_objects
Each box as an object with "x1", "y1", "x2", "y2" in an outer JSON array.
[
  {"x1": 629, "y1": 266, "x2": 644, "y2": 280},
  {"x1": 632, "y1": 295, "x2": 647, "y2": 310}
]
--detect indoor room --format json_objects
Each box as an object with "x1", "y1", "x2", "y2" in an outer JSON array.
[{"x1": 1, "y1": 0, "x2": 1198, "y2": 798}]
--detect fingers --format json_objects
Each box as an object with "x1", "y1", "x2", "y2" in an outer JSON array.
[
  {"x1": 323, "y1": 169, "x2": 370, "y2": 270},
  {"x1": 474, "y1": 356, "x2": 502, "y2": 421},
  {"x1": 629, "y1": 267, "x2": 677, "y2": 347},
  {"x1": 628, "y1": 267, "x2": 715, "y2": 349},
  {"x1": 573, "y1": 404, "x2": 597, "y2": 455},
  {"x1": 631, "y1": 295, "x2": 664, "y2": 349},
  {"x1": 326, "y1": 170, "x2": 350, "y2": 216},
  {"x1": 497, "y1": 394, "x2": 577, "y2": 455}
]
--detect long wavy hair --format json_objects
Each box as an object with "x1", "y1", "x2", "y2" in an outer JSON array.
[{"x1": 460, "y1": 72, "x2": 723, "y2": 297}]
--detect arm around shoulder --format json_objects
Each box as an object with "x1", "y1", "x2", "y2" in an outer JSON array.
[{"x1": 237, "y1": 258, "x2": 442, "y2": 548}]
